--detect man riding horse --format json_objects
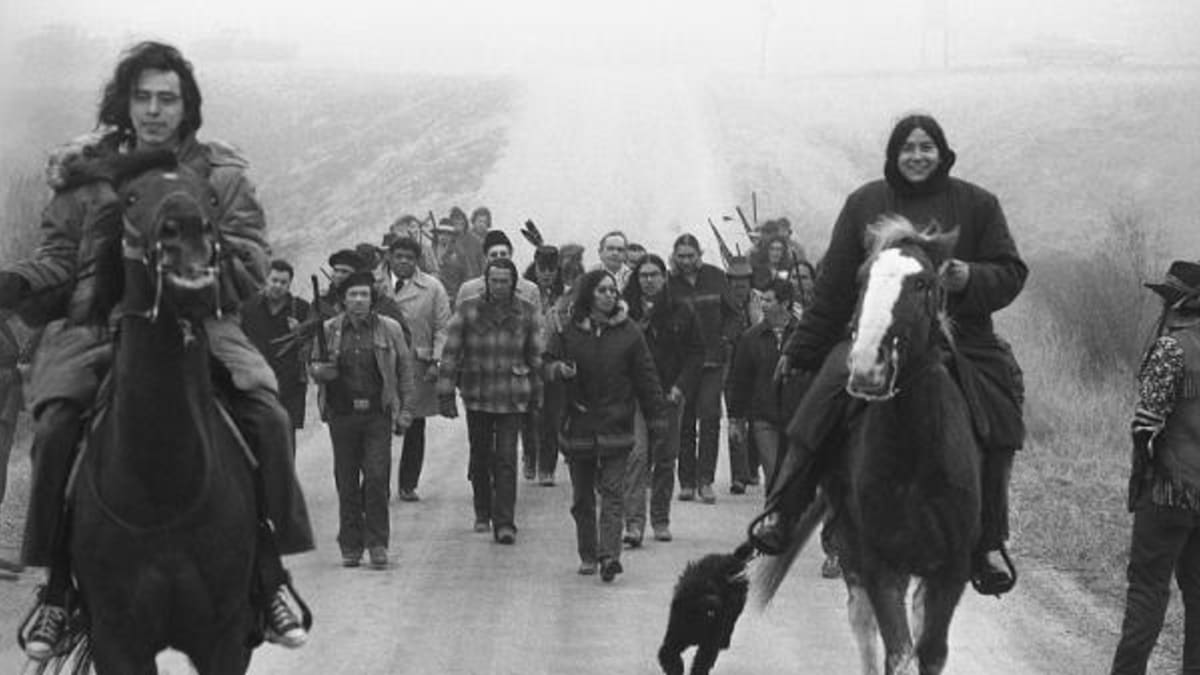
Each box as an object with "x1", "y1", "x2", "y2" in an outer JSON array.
[
  {"x1": 0, "y1": 41, "x2": 314, "y2": 660},
  {"x1": 751, "y1": 114, "x2": 1027, "y2": 596}
]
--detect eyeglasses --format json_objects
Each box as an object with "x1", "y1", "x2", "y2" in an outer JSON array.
[{"x1": 596, "y1": 286, "x2": 620, "y2": 295}]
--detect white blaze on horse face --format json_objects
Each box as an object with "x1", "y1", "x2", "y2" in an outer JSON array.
[{"x1": 849, "y1": 249, "x2": 922, "y2": 385}]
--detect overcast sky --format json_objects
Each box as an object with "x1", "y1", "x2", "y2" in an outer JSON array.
[{"x1": 2, "y1": 0, "x2": 1199, "y2": 79}]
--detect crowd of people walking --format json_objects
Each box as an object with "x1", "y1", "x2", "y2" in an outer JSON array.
[{"x1": 8, "y1": 35, "x2": 1198, "y2": 675}]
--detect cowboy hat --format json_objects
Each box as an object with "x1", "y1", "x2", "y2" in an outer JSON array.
[{"x1": 1145, "y1": 260, "x2": 1200, "y2": 305}]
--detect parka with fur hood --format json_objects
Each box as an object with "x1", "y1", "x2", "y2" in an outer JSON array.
[{"x1": 545, "y1": 304, "x2": 665, "y2": 458}]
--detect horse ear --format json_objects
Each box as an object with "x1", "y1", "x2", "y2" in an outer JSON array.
[{"x1": 926, "y1": 227, "x2": 959, "y2": 267}]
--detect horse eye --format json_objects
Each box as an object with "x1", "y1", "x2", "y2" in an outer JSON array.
[
  {"x1": 913, "y1": 278, "x2": 928, "y2": 291},
  {"x1": 124, "y1": 193, "x2": 138, "y2": 207},
  {"x1": 209, "y1": 194, "x2": 218, "y2": 207}
]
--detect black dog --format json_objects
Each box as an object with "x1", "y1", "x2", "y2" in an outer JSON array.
[{"x1": 658, "y1": 542, "x2": 754, "y2": 675}]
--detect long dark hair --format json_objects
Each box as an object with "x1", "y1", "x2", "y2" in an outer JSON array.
[
  {"x1": 570, "y1": 269, "x2": 616, "y2": 323},
  {"x1": 523, "y1": 261, "x2": 564, "y2": 300},
  {"x1": 882, "y1": 113, "x2": 956, "y2": 196},
  {"x1": 98, "y1": 41, "x2": 203, "y2": 145},
  {"x1": 624, "y1": 254, "x2": 669, "y2": 321}
]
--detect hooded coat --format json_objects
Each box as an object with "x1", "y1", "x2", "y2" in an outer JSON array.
[
  {"x1": 782, "y1": 115, "x2": 1028, "y2": 450},
  {"x1": 546, "y1": 307, "x2": 665, "y2": 458}
]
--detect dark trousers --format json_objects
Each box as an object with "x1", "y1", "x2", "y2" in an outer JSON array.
[
  {"x1": 569, "y1": 452, "x2": 627, "y2": 563},
  {"x1": 22, "y1": 401, "x2": 82, "y2": 568},
  {"x1": 1111, "y1": 506, "x2": 1200, "y2": 674},
  {"x1": 397, "y1": 417, "x2": 426, "y2": 492},
  {"x1": 329, "y1": 414, "x2": 392, "y2": 555},
  {"x1": 466, "y1": 410, "x2": 521, "y2": 532},
  {"x1": 525, "y1": 380, "x2": 562, "y2": 476},
  {"x1": 623, "y1": 400, "x2": 682, "y2": 530},
  {"x1": 679, "y1": 366, "x2": 723, "y2": 489},
  {"x1": 226, "y1": 387, "x2": 314, "y2": 554}
]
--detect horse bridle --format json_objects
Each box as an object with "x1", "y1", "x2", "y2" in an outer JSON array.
[{"x1": 122, "y1": 202, "x2": 224, "y2": 324}]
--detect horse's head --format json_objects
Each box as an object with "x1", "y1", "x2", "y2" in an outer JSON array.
[
  {"x1": 846, "y1": 215, "x2": 957, "y2": 401},
  {"x1": 118, "y1": 161, "x2": 222, "y2": 319}
]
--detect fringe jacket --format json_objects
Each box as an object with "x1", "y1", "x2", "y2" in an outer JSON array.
[{"x1": 1130, "y1": 316, "x2": 1200, "y2": 512}]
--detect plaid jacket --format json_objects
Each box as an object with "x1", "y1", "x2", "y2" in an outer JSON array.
[{"x1": 438, "y1": 295, "x2": 543, "y2": 413}]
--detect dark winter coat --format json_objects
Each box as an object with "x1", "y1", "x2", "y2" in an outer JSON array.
[
  {"x1": 726, "y1": 318, "x2": 809, "y2": 426},
  {"x1": 782, "y1": 176, "x2": 1028, "y2": 450},
  {"x1": 667, "y1": 263, "x2": 736, "y2": 367},
  {"x1": 628, "y1": 294, "x2": 704, "y2": 397},
  {"x1": 545, "y1": 309, "x2": 665, "y2": 458}
]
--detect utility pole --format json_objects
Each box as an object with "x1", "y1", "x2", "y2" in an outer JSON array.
[
  {"x1": 759, "y1": 0, "x2": 774, "y2": 78},
  {"x1": 922, "y1": 0, "x2": 950, "y2": 69}
]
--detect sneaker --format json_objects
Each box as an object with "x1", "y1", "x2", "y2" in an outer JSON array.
[
  {"x1": 473, "y1": 519, "x2": 491, "y2": 533},
  {"x1": 523, "y1": 464, "x2": 536, "y2": 481},
  {"x1": 698, "y1": 484, "x2": 716, "y2": 504},
  {"x1": 678, "y1": 487, "x2": 695, "y2": 502},
  {"x1": 265, "y1": 588, "x2": 307, "y2": 648},
  {"x1": 623, "y1": 524, "x2": 643, "y2": 548},
  {"x1": 730, "y1": 481, "x2": 746, "y2": 495},
  {"x1": 821, "y1": 554, "x2": 842, "y2": 579},
  {"x1": 397, "y1": 489, "x2": 420, "y2": 502},
  {"x1": 342, "y1": 552, "x2": 362, "y2": 568},
  {"x1": 368, "y1": 547, "x2": 388, "y2": 569},
  {"x1": 23, "y1": 604, "x2": 67, "y2": 661},
  {"x1": 578, "y1": 560, "x2": 598, "y2": 575},
  {"x1": 538, "y1": 471, "x2": 555, "y2": 486},
  {"x1": 599, "y1": 557, "x2": 623, "y2": 583},
  {"x1": 652, "y1": 525, "x2": 673, "y2": 542},
  {"x1": 746, "y1": 474, "x2": 760, "y2": 486},
  {"x1": 495, "y1": 526, "x2": 516, "y2": 545}
]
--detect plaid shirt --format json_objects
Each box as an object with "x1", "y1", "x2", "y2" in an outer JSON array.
[{"x1": 438, "y1": 295, "x2": 543, "y2": 413}]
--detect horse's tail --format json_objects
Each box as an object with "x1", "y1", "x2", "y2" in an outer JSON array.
[{"x1": 750, "y1": 498, "x2": 829, "y2": 611}]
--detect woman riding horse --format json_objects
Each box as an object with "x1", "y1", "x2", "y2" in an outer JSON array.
[{"x1": 752, "y1": 113, "x2": 1027, "y2": 596}]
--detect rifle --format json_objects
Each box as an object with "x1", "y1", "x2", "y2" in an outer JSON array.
[
  {"x1": 311, "y1": 275, "x2": 329, "y2": 361},
  {"x1": 707, "y1": 218, "x2": 736, "y2": 268},
  {"x1": 735, "y1": 206, "x2": 757, "y2": 239}
]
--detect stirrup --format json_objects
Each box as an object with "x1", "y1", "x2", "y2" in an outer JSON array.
[
  {"x1": 746, "y1": 510, "x2": 789, "y2": 556},
  {"x1": 970, "y1": 545, "x2": 1017, "y2": 597}
]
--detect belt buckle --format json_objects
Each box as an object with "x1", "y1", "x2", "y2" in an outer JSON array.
[{"x1": 352, "y1": 398, "x2": 371, "y2": 412}]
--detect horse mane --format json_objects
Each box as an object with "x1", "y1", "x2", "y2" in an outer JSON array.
[{"x1": 862, "y1": 214, "x2": 960, "y2": 347}]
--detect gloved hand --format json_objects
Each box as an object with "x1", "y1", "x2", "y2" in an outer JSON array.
[
  {"x1": 0, "y1": 272, "x2": 29, "y2": 309},
  {"x1": 438, "y1": 393, "x2": 459, "y2": 419}
]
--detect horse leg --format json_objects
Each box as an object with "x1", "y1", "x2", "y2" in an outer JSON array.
[
  {"x1": 909, "y1": 577, "x2": 925, "y2": 647},
  {"x1": 914, "y1": 576, "x2": 966, "y2": 675},
  {"x1": 866, "y1": 569, "x2": 917, "y2": 675},
  {"x1": 88, "y1": 631, "x2": 159, "y2": 675},
  {"x1": 846, "y1": 578, "x2": 882, "y2": 675}
]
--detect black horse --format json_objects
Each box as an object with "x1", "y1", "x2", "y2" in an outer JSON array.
[
  {"x1": 754, "y1": 216, "x2": 980, "y2": 675},
  {"x1": 65, "y1": 157, "x2": 260, "y2": 673}
]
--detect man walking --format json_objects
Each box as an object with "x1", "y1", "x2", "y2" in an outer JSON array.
[
  {"x1": 668, "y1": 234, "x2": 735, "y2": 504},
  {"x1": 311, "y1": 272, "x2": 415, "y2": 569},
  {"x1": 243, "y1": 259, "x2": 311, "y2": 450},
  {"x1": 439, "y1": 259, "x2": 542, "y2": 544},
  {"x1": 384, "y1": 236, "x2": 451, "y2": 502}
]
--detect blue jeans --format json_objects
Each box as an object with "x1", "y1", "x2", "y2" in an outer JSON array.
[
  {"x1": 329, "y1": 414, "x2": 392, "y2": 554},
  {"x1": 466, "y1": 411, "x2": 521, "y2": 532},
  {"x1": 623, "y1": 400, "x2": 682, "y2": 531},
  {"x1": 1111, "y1": 506, "x2": 1200, "y2": 674}
]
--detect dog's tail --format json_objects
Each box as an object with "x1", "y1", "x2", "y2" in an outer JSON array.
[{"x1": 749, "y1": 498, "x2": 829, "y2": 610}]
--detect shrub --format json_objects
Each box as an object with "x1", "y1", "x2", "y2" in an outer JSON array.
[{"x1": 1024, "y1": 205, "x2": 1163, "y2": 382}]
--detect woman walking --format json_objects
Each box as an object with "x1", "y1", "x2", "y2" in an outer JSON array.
[{"x1": 546, "y1": 270, "x2": 664, "y2": 582}]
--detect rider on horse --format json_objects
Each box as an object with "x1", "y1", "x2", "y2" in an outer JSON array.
[
  {"x1": 0, "y1": 41, "x2": 314, "y2": 660},
  {"x1": 750, "y1": 114, "x2": 1027, "y2": 596}
]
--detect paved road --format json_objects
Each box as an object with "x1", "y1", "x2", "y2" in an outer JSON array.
[{"x1": 0, "y1": 412, "x2": 1135, "y2": 674}]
